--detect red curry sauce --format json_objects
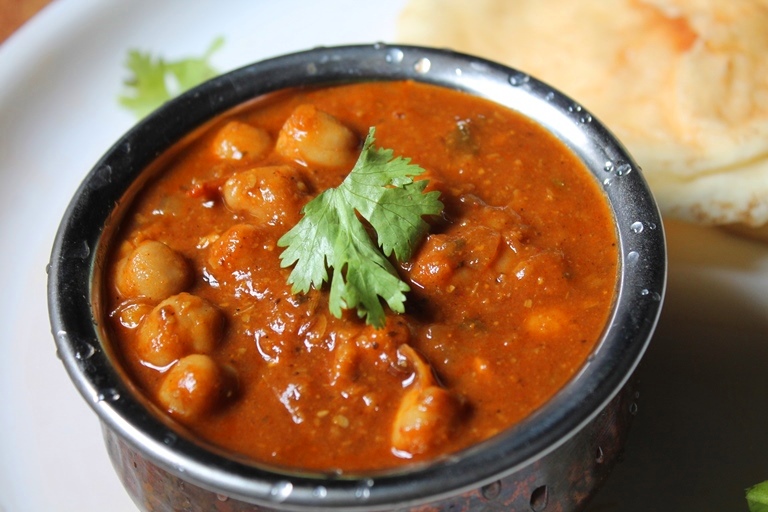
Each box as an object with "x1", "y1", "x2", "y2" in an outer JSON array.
[{"x1": 104, "y1": 81, "x2": 617, "y2": 472}]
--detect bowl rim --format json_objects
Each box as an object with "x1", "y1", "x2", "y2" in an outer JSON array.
[{"x1": 47, "y1": 43, "x2": 666, "y2": 511}]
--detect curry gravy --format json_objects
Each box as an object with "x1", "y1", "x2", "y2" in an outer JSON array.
[{"x1": 104, "y1": 81, "x2": 617, "y2": 472}]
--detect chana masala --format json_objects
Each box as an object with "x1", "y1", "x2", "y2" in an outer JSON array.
[{"x1": 104, "y1": 80, "x2": 618, "y2": 472}]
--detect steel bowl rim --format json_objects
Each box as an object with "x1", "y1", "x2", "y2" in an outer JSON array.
[{"x1": 47, "y1": 43, "x2": 666, "y2": 511}]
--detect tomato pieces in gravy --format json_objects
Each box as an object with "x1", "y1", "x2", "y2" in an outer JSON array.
[{"x1": 104, "y1": 81, "x2": 617, "y2": 472}]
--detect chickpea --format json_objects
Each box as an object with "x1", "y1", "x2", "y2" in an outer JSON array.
[
  {"x1": 211, "y1": 120, "x2": 272, "y2": 161},
  {"x1": 406, "y1": 234, "x2": 455, "y2": 289},
  {"x1": 276, "y1": 104, "x2": 358, "y2": 168},
  {"x1": 222, "y1": 165, "x2": 309, "y2": 227},
  {"x1": 207, "y1": 223, "x2": 272, "y2": 278},
  {"x1": 157, "y1": 354, "x2": 238, "y2": 420},
  {"x1": 136, "y1": 292, "x2": 225, "y2": 368},
  {"x1": 114, "y1": 240, "x2": 192, "y2": 302},
  {"x1": 391, "y1": 345, "x2": 463, "y2": 456},
  {"x1": 524, "y1": 307, "x2": 569, "y2": 336}
]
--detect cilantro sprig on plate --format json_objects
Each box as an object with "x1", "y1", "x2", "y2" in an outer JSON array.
[
  {"x1": 748, "y1": 481, "x2": 768, "y2": 512},
  {"x1": 278, "y1": 127, "x2": 443, "y2": 328},
  {"x1": 118, "y1": 37, "x2": 224, "y2": 118}
]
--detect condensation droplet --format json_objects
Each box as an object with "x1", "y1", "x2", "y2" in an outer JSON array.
[
  {"x1": 164, "y1": 433, "x2": 178, "y2": 446},
  {"x1": 616, "y1": 163, "x2": 632, "y2": 176},
  {"x1": 603, "y1": 177, "x2": 613, "y2": 187},
  {"x1": 630, "y1": 221, "x2": 644, "y2": 233},
  {"x1": 530, "y1": 485, "x2": 548, "y2": 511},
  {"x1": 355, "y1": 479, "x2": 374, "y2": 500},
  {"x1": 270, "y1": 481, "x2": 293, "y2": 502},
  {"x1": 604, "y1": 161, "x2": 615, "y2": 173},
  {"x1": 579, "y1": 112, "x2": 592, "y2": 123},
  {"x1": 305, "y1": 63, "x2": 318, "y2": 75},
  {"x1": 313, "y1": 486, "x2": 328, "y2": 498},
  {"x1": 45, "y1": 263, "x2": 51, "y2": 274},
  {"x1": 454, "y1": 68, "x2": 463, "y2": 76},
  {"x1": 626, "y1": 251, "x2": 639, "y2": 264},
  {"x1": 67, "y1": 240, "x2": 91, "y2": 260},
  {"x1": 544, "y1": 91, "x2": 555, "y2": 101},
  {"x1": 385, "y1": 48, "x2": 404, "y2": 64},
  {"x1": 509, "y1": 72, "x2": 530, "y2": 86},
  {"x1": 596, "y1": 446, "x2": 605, "y2": 464},
  {"x1": 97, "y1": 388, "x2": 121, "y2": 402},
  {"x1": 481, "y1": 480, "x2": 502, "y2": 500},
  {"x1": 629, "y1": 402, "x2": 639, "y2": 415},
  {"x1": 568, "y1": 103, "x2": 583, "y2": 113},
  {"x1": 640, "y1": 289, "x2": 662, "y2": 301},
  {"x1": 413, "y1": 57, "x2": 431, "y2": 74},
  {"x1": 216, "y1": 494, "x2": 229, "y2": 502},
  {"x1": 75, "y1": 343, "x2": 96, "y2": 361}
]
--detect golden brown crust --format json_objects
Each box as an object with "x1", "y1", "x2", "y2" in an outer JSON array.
[{"x1": 397, "y1": 0, "x2": 768, "y2": 227}]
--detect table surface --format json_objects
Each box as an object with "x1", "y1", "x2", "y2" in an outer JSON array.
[{"x1": 0, "y1": 0, "x2": 50, "y2": 42}]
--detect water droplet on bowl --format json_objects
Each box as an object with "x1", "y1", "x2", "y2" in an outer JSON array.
[
  {"x1": 312, "y1": 486, "x2": 328, "y2": 498},
  {"x1": 640, "y1": 289, "x2": 661, "y2": 301},
  {"x1": 630, "y1": 221, "x2": 644, "y2": 233},
  {"x1": 385, "y1": 48, "x2": 404, "y2": 64},
  {"x1": 616, "y1": 163, "x2": 632, "y2": 176},
  {"x1": 604, "y1": 161, "x2": 615, "y2": 173},
  {"x1": 544, "y1": 91, "x2": 555, "y2": 101},
  {"x1": 164, "y1": 433, "x2": 178, "y2": 446},
  {"x1": 306, "y1": 63, "x2": 318, "y2": 75},
  {"x1": 626, "y1": 251, "x2": 639, "y2": 264},
  {"x1": 216, "y1": 494, "x2": 229, "y2": 502},
  {"x1": 629, "y1": 402, "x2": 639, "y2": 415},
  {"x1": 66, "y1": 240, "x2": 91, "y2": 260},
  {"x1": 75, "y1": 343, "x2": 96, "y2": 361},
  {"x1": 355, "y1": 479, "x2": 374, "y2": 500},
  {"x1": 270, "y1": 481, "x2": 293, "y2": 502},
  {"x1": 414, "y1": 57, "x2": 431, "y2": 74},
  {"x1": 509, "y1": 72, "x2": 530, "y2": 86},
  {"x1": 97, "y1": 388, "x2": 121, "y2": 402}
]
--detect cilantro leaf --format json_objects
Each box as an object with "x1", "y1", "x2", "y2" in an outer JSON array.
[
  {"x1": 747, "y1": 481, "x2": 768, "y2": 512},
  {"x1": 278, "y1": 127, "x2": 443, "y2": 328},
  {"x1": 118, "y1": 37, "x2": 224, "y2": 119}
]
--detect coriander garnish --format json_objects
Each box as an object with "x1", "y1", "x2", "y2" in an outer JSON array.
[{"x1": 278, "y1": 127, "x2": 443, "y2": 328}]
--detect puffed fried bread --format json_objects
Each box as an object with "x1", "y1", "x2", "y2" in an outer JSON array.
[{"x1": 397, "y1": 0, "x2": 768, "y2": 228}]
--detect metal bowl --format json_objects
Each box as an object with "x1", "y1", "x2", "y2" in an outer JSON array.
[{"x1": 48, "y1": 44, "x2": 666, "y2": 512}]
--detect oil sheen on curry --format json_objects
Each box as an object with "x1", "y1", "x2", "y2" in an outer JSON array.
[{"x1": 104, "y1": 81, "x2": 618, "y2": 472}]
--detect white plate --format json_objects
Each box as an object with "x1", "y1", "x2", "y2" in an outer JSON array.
[{"x1": 0, "y1": 1, "x2": 766, "y2": 511}]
